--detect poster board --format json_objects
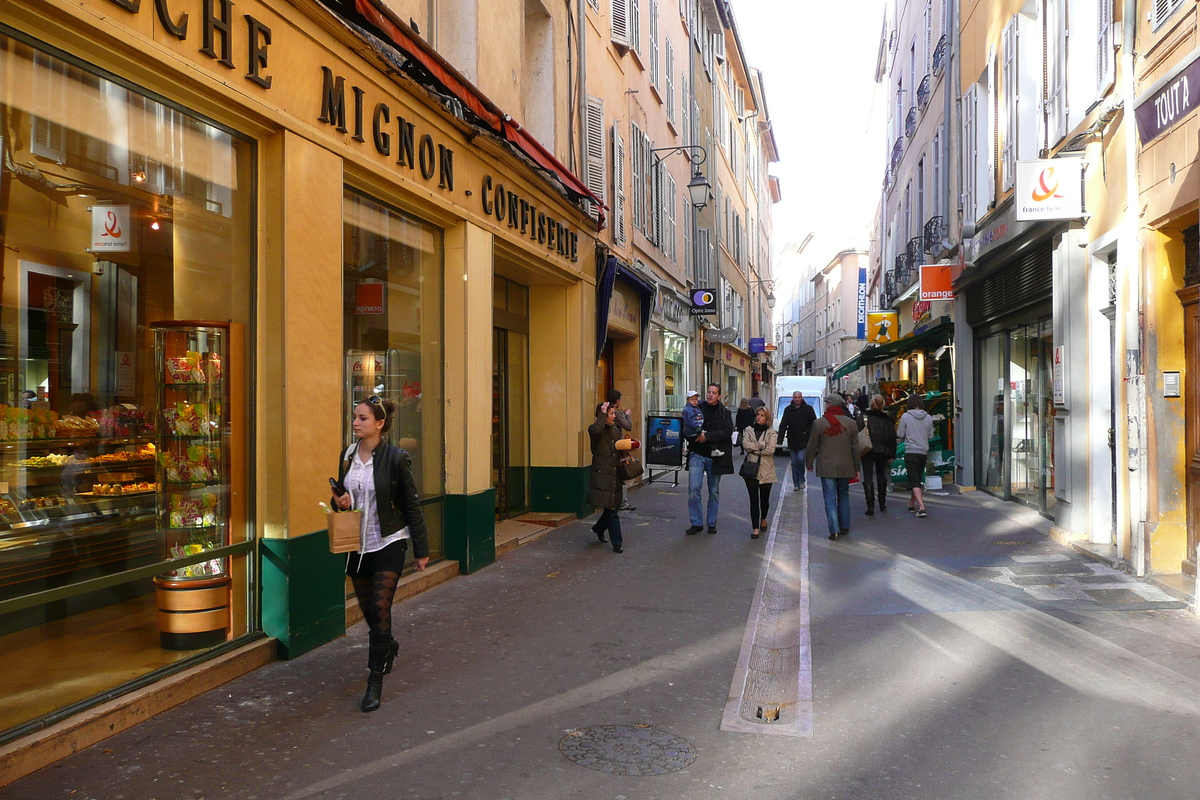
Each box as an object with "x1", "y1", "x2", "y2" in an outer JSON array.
[{"x1": 645, "y1": 415, "x2": 684, "y2": 467}]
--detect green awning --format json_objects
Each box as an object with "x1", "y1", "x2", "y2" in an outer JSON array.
[
  {"x1": 832, "y1": 353, "x2": 862, "y2": 380},
  {"x1": 837, "y1": 318, "x2": 954, "y2": 378}
]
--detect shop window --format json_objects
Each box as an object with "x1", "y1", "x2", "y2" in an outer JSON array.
[
  {"x1": 0, "y1": 34, "x2": 255, "y2": 740},
  {"x1": 342, "y1": 190, "x2": 445, "y2": 559}
]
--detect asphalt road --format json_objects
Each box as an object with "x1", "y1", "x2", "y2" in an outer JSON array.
[{"x1": 9, "y1": 455, "x2": 1200, "y2": 800}]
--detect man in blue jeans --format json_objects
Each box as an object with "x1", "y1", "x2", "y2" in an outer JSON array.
[
  {"x1": 685, "y1": 383, "x2": 734, "y2": 535},
  {"x1": 776, "y1": 391, "x2": 817, "y2": 490}
]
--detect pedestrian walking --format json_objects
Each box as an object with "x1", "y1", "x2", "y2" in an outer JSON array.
[
  {"x1": 777, "y1": 391, "x2": 817, "y2": 490},
  {"x1": 741, "y1": 405, "x2": 778, "y2": 539},
  {"x1": 734, "y1": 398, "x2": 754, "y2": 454},
  {"x1": 747, "y1": 392, "x2": 766, "y2": 412},
  {"x1": 861, "y1": 394, "x2": 897, "y2": 515},
  {"x1": 588, "y1": 402, "x2": 639, "y2": 553},
  {"x1": 606, "y1": 389, "x2": 637, "y2": 511},
  {"x1": 806, "y1": 393, "x2": 862, "y2": 541},
  {"x1": 897, "y1": 394, "x2": 936, "y2": 518},
  {"x1": 335, "y1": 395, "x2": 429, "y2": 713},
  {"x1": 685, "y1": 383, "x2": 734, "y2": 535}
]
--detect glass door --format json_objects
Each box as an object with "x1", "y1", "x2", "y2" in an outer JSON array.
[
  {"x1": 492, "y1": 328, "x2": 529, "y2": 519},
  {"x1": 1009, "y1": 326, "x2": 1037, "y2": 504},
  {"x1": 1038, "y1": 319, "x2": 1056, "y2": 513}
]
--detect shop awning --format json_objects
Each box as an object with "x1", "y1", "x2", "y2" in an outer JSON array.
[
  {"x1": 320, "y1": 0, "x2": 606, "y2": 226},
  {"x1": 835, "y1": 318, "x2": 954, "y2": 379},
  {"x1": 596, "y1": 256, "x2": 656, "y2": 362}
]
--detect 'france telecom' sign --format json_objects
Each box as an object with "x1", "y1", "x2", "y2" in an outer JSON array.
[{"x1": 1014, "y1": 159, "x2": 1083, "y2": 221}]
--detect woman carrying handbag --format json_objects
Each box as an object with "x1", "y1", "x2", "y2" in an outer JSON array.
[
  {"x1": 740, "y1": 405, "x2": 778, "y2": 539},
  {"x1": 588, "y1": 402, "x2": 639, "y2": 553},
  {"x1": 334, "y1": 395, "x2": 428, "y2": 713}
]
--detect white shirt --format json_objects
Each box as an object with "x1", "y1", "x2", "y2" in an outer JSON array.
[{"x1": 344, "y1": 445, "x2": 409, "y2": 553}]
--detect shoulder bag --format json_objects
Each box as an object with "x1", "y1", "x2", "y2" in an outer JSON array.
[{"x1": 858, "y1": 421, "x2": 874, "y2": 455}]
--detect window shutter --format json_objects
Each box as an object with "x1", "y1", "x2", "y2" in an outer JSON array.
[
  {"x1": 667, "y1": 173, "x2": 678, "y2": 261},
  {"x1": 611, "y1": 0, "x2": 629, "y2": 47},
  {"x1": 30, "y1": 51, "x2": 67, "y2": 164},
  {"x1": 984, "y1": 65, "x2": 996, "y2": 209},
  {"x1": 630, "y1": 0, "x2": 641, "y2": 53},
  {"x1": 588, "y1": 0, "x2": 599, "y2": 10},
  {"x1": 665, "y1": 41, "x2": 676, "y2": 124},
  {"x1": 1098, "y1": 0, "x2": 1114, "y2": 89},
  {"x1": 961, "y1": 85, "x2": 977, "y2": 226},
  {"x1": 584, "y1": 96, "x2": 606, "y2": 217},
  {"x1": 613, "y1": 125, "x2": 627, "y2": 245},
  {"x1": 681, "y1": 75, "x2": 689, "y2": 142},
  {"x1": 1047, "y1": 0, "x2": 1066, "y2": 142},
  {"x1": 684, "y1": 198, "x2": 692, "y2": 274},
  {"x1": 1000, "y1": 20, "x2": 1016, "y2": 191},
  {"x1": 651, "y1": 155, "x2": 664, "y2": 246},
  {"x1": 649, "y1": 0, "x2": 660, "y2": 86},
  {"x1": 630, "y1": 124, "x2": 644, "y2": 232}
]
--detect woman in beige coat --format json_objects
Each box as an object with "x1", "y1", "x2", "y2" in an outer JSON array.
[{"x1": 741, "y1": 406, "x2": 778, "y2": 539}]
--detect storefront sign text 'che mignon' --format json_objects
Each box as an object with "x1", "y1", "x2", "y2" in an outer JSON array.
[{"x1": 103, "y1": 0, "x2": 275, "y2": 89}]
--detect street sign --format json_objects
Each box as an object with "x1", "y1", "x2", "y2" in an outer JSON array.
[{"x1": 749, "y1": 337, "x2": 765, "y2": 353}]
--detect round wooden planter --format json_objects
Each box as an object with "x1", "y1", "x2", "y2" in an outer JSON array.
[{"x1": 153, "y1": 575, "x2": 231, "y2": 651}]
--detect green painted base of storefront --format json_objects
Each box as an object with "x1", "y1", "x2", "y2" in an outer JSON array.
[
  {"x1": 531, "y1": 466, "x2": 591, "y2": 519},
  {"x1": 260, "y1": 533, "x2": 346, "y2": 660},
  {"x1": 445, "y1": 490, "x2": 496, "y2": 574}
]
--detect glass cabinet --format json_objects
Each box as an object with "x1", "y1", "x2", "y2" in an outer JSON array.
[{"x1": 151, "y1": 322, "x2": 231, "y2": 650}]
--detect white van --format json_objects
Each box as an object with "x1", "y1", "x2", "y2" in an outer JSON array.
[{"x1": 773, "y1": 376, "x2": 827, "y2": 452}]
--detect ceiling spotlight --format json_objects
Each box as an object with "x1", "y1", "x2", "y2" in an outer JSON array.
[
  {"x1": 150, "y1": 219, "x2": 161, "y2": 231},
  {"x1": 131, "y1": 170, "x2": 147, "y2": 183}
]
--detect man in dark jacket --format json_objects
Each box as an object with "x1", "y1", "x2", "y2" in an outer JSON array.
[
  {"x1": 685, "y1": 383, "x2": 734, "y2": 535},
  {"x1": 777, "y1": 391, "x2": 817, "y2": 490}
]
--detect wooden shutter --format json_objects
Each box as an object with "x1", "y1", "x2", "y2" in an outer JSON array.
[
  {"x1": 1098, "y1": 0, "x2": 1114, "y2": 89},
  {"x1": 649, "y1": 0, "x2": 660, "y2": 86},
  {"x1": 612, "y1": 0, "x2": 629, "y2": 47},
  {"x1": 613, "y1": 125, "x2": 627, "y2": 245},
  {"x1": 585, "y1": 96, "x2": 606, "y2": 216},
  {"x1": 667, "y1": 172, "x2": 677, "y2": 261},
  {"x1": 630, "y1": 0, "x2": 641, "y2": 53},
  {"x1": 961, "y1": 85, "x2": 977, "y2": 226},
  {"x1": 1000, "y1": 19, "x2": 1016, "y2": 191},
  {"x1": 665, "y1": 41, "x2": 675, "y2": 124}
]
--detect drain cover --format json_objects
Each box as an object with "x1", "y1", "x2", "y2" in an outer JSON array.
[
  {"x1": 559, "y1": 724, "x2": 697, "y2": 775},
  {"x1": 952, "y1": 566, "x2": 1004, "y2": 581}
]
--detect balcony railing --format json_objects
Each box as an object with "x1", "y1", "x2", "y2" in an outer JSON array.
[
  {"x1": 923, "y1": 216, "x2": 945, "y2": 254},
  {"x1": 906, "y1": 236, "x2": 924, "y2": 270},
  {"x1": 916, "y1": 74, "x2": 932, "y2": 112},
  {"x1": 883, "y1": 273, "x2": 897, "y2": 308},
  {"x1": 932, "y1": 35, "x2": 949, "y2": 77},
  {"x1": 894, "y1": 252, "x2": 911, "y2": 288},
  {"x1": 905, "y1": 106, "x2": 918, "y2": 138},
  {"x1": 890, "y1": 136, "x2": 904, "y2": 174}
]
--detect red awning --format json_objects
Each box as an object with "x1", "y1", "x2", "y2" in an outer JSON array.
[{"x1": 351, "y1": 0, "x2": 606, "y2": 228}]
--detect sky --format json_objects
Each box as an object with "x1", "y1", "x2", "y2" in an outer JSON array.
[{"x1": 734, "y1": 0, "x2": 888, "y2": 291}]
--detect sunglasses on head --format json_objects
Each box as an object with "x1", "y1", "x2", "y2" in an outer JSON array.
[{"x1": 362, "y1": 394, "x2": 387, "y2": 419}]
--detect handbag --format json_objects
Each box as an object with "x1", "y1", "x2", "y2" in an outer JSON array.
[
  {"x1": 739, "y1": 455, "x2": 759, "y2": 479},
  {"x1": 618, "y1": 452, "x2": 643, "y2": 481},
  {"x1": 327, "y1": 508, "x2": 362, "y2": 554},
  {"x1": 858, "y1": 417, "x2": 874, "y2": 455}
]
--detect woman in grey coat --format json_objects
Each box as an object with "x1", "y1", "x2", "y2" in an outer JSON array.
[
  {"x1": 897, "y1": 394, "x2": 936, "y2": 518},
  {"x1": 588, "y1": 403, "x2": 639, "y2": 553},
  {"x1": 806, "y1": 393, "x2": 862, "y2": 540}
]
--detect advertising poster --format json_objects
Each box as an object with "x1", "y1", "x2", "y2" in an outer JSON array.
[
  {"x1": 645, "y1": 415, "x2": 684, "y2": 467},
  {"x1": 919, "y1": 264, "x2": 955, "y2": 301}
]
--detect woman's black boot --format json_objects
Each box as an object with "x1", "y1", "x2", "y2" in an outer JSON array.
[
  {"x1": 362, "y1": 633, "x2": 391, "y2": 712},
  {"x1": 864, "y1": 484, "x2": 875, "y2": 516}
]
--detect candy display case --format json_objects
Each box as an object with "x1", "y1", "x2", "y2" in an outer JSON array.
[{"x1": 150, "y1": 322, "x2": 232, "y2": 650}]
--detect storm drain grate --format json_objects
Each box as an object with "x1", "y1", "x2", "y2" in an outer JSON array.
[
  {"x1": 559, "y1": 724, "x2": 697, "y2": 775},
  {"x1": 1085, "y1": 588, "x2": 1145, "y2": 604},
  {"x1": 952, "y1": 566, "x2": 1004, "y2": 581}
]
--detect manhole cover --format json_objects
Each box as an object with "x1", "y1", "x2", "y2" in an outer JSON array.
[
  {"x1": 559, "y1": 724, "x2": 697, "y2": 775},
  {"x1": 952, "y1": 566, "x2": 1003, "y2": 581}
]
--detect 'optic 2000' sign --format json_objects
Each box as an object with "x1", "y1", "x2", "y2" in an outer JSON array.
[{"x1": 689, "y1": 289, "x2": 718, "y2": 316}]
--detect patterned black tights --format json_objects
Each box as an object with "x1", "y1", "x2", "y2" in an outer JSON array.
[{"x1": 352, "y1": 571, "x2": 400, "y2": 638}]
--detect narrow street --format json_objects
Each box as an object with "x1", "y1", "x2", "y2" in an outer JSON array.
[{"x1": 9, "y1": 456, "x2": 1200, "y2": 800}]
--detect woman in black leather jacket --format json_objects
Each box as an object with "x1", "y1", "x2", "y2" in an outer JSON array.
[{"x1": 334, "y1": 395, "x2": 429, "y2": 712}]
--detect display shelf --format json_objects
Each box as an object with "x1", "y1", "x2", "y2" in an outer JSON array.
[
  {"x1": 162, "y1": 382, "x2": 217, "y2": 389},
  {"x1": 0, "y1": 435, "x2": 155, "y2": 449}
]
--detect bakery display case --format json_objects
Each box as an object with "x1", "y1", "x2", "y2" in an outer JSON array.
[{"x1": 150, "y1": 322, "x2": 232, "y2": 650}]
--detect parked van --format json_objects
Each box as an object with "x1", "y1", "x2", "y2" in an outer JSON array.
[{"x1": 773, "y1": 376, "x2": 827, "y2": 452}]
